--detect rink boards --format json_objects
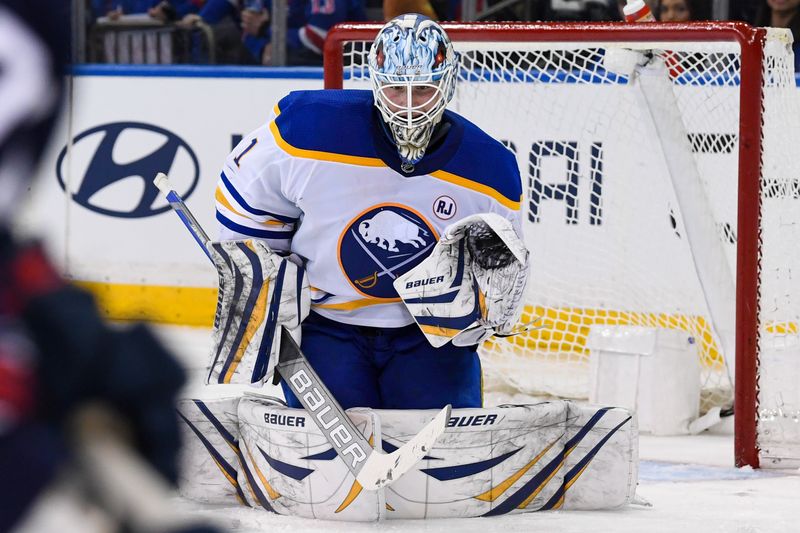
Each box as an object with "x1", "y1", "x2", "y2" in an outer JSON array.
[{"x1": 24, "y1": 65, "x2": 800, "y2": 328}]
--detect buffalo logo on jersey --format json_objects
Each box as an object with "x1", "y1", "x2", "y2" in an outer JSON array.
[{"x1": 339, "y1": 204, "x2": 438, "y2": 298}]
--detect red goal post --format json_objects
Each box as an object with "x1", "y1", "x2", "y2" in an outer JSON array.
[{"x1": 323, "y1": 22, "x2": 781, "y2": 469}]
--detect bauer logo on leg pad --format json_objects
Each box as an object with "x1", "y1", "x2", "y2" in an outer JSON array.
[
  {"x1": 263, "y1": 413, "x2": 305, "y2": 427},
  {"x1": 447, "y1": 414, "x2": 498, "y2": 427}
]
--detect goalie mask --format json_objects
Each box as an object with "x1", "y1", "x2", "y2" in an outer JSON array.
[{"x1": 368, "y1": 14, "x2": 458, "y2": 171}]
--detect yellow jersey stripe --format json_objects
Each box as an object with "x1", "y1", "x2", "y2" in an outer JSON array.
[
  {"x1": 271, "y1": 104, "x2": 521, "y2": 209},
  {"x1": 215, "y1": 186, "x2": 250, "y2": 221},
  {"x1": 216, "y1": 187, "x2": 287, "y2": 226},
  {"x1": 313, "y1": 297, "x2": 401, "y2": 311},
  {"x1": 430, "y1": 169, "x2": 521, "y2": 211},
  {"x1": 270, "y1": 105, "x2": 386, "y2": 167}
]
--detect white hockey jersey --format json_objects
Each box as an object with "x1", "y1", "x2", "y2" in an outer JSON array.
[{"x1": 215, "y1": 89, "x2": 522, "y2": 327}]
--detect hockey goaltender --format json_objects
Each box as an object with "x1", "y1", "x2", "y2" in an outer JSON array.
[{"x1": 173, "y1": 14, "x2": 638, "y2": 521}]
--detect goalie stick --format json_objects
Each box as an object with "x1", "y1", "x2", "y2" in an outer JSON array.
[
  {"x1": 153, "y1": 172, "x2": 452, "y2": 490},
  {"x1": 276, "y1": 326, "x2": 451, "y2": 489},
  {"x1": 68, "y1": 404, "x2": 215, "y2": 532},
  {"x1": 153, "y1": 173, "x2": 212, "y2": 260}
]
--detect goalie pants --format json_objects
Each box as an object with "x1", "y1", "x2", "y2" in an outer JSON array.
[{"x1": 281, "y1": 311, "x2": 482, "y2": 410}]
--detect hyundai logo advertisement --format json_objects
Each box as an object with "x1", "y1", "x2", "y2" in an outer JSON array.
[
  {"x1": 56, "y1": 122, "x2": 199, "y2": 219},
  {"x1": 29, "y1": 74, "x2": 320, "y2": 292}
]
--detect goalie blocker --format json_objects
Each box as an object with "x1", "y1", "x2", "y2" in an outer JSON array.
[
  {"x1": 177, "y1": 397, "x2": 638, "y2": 521},
  {"x1": 206, "y1": 239, "x2": 310, "y2": 386}
]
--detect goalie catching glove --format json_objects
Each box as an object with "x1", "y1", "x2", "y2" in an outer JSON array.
[
  {"x1": 394, "y1": 213, "x2": 529, "y2": 347},
  {"x1": 206, "y1": 239, "x2": 310, "y2": 385}
]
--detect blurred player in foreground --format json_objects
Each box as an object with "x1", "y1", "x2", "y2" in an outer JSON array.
[
  {"x1": 207, "y1": 13, "x2": 529, "y2": 410},
  {"x1": 0, "y1": 2, "x2": 221, "y2": 531}
]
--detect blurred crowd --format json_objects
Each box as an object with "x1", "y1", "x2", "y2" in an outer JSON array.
[{"x1": 85, "y1": 1, "x2": 800, "y2": 67}]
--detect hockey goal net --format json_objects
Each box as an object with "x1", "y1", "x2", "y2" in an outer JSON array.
[{"x1": 324, "y1": 22, "x2": 800, "y2": 468}]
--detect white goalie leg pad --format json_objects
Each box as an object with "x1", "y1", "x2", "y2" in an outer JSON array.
[
  {"x1": 236, "y1": 397, "x2": 384, "y2": 521},
  {"x1": 207, "y1": 239, "x2": 310, "y2": 385},
  {"x1": 394, "y1": 213, "x2": 529, "y2": 348},
  {"x1": 561, "y1": 403, "x2": 639, "y2": 510},
  {"x1": 377, "y1": 402, "x2": 637, "y2": 518},
  {"x1": 177, "y1": 400, "x2": 638, "y2": 518},
  {"x1": 176, "y1": 396, "x2": 247, "y2": 506},
  {"x1": 380, "y1": 403, "x2": 566, "y2": 518}
]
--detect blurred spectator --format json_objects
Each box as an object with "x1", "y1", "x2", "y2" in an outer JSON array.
[
  {"x1": 180, "y1": 0, "x2": 366, "y2": 65},
  {"x1": 656, "y1": 0, "x2": 710, "y2": 21},
  {"x1": 176, "y1": 0, "x2": 259, "y2": 64},
  {"x1": 544, "y1": 0, "x2": 620, "y2": 21},
  {"x1": 445, "y1": 0, "x2": 620, "y2": 23},
  {"x1": 177, "y1": 0, "x2": 235, "y2": 28},
  {"x1": 383, "y1": 0, "x2": 439, "y2": 20},
  {"x1": 240, "y1": 4, "x2": 270, "y2": 38},
  {"x1": 264, "y1": 0, "x2": 368, "y2": 65},
  {"x1": 754, "y1": 0, "x2": 800, "y2": 71},
  {"x1": 730, "y1": 0, "x2": 758, "y2": 23},
  {"x1": 92, "y1": 0, "x2": 160, "y2": 19},
  {"x1": 89, "y1": 0, "x2": 209, "y2": 64},
  {"x1": 148, "y1": 0, "x2": 205, "y2": 21},
  {"x1": 93, "y1": 0, "x2": 204, "y2": 21}
]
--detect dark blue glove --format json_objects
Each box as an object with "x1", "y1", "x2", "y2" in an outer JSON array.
[
  {"x1": 24, "y1": 286, "x2": 187, "y2": 484},
  {"x1": 0, "y1": 230, "x2": 187, "y2": 485}
]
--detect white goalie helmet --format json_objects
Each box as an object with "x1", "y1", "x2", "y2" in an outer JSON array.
[{"x1": 368, "y1": 14, "x2": 458, "y2": 170}]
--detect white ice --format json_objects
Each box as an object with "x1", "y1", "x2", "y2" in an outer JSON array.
[{"x1": 158, "y1": 325, "x2": 800, "y2": 533}]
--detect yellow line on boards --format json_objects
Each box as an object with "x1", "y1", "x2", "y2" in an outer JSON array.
[
  {"x1": 73, "y1": 281, "x2": 795, "y2": 374},
  {"x1": 73, "y1": 281, "x2": 217, "y2": 327}
]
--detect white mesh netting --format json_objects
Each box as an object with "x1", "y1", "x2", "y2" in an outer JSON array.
[
  {"x1": 335, "y1": 26, "x2": 800, "y2": 462},
  {"x1": 755, "y1": 29, "x2": 800, "y2": 466}
]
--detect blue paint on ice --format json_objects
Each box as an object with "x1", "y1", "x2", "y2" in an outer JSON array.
[{"x1": 639, "y1": 461, "x2": 787, "y2": 483}]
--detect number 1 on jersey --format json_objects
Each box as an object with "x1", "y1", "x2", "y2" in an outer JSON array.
[{"x1": 234, "y1": 138, "x2": 258, "y2": 167}]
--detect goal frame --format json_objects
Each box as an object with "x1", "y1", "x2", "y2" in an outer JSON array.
[{"x1": 323, "y1": 21, "x2": 766, "y2": 468}]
